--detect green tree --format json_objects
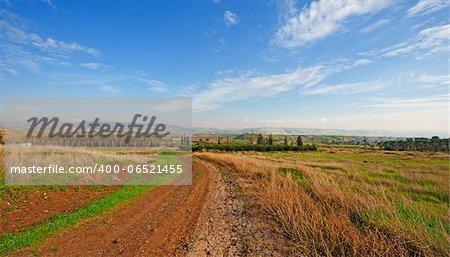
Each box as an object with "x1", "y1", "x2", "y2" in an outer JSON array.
[{"x1": 296, "y1": 135, "x2": 303, "y2": 147}]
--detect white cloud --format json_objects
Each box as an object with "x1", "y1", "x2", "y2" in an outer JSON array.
[
  {"x1": 0, "y1": 44, "x2": 43, "y2": 73},
  {"x1": 41, "y1": 0, "x2": 57, "y2": 10},
  {"x1": 0, "y1": 18, "x2": 99, "y2": 56},
  {"x1": 301, "y1": 81, "x2": 384, "y2": 95},
  {"x1": 80, "y1": 62, "x2": 109, "y2": 71},
  {"x1": 49, "y1": 73, "x2": 129, "y2": 86},
  {"x1": 193, "y1": 59, "x2": 370, "y2": 111},
  {"x1": 365, "y1": 94, "x2": 449, "y2": 108},
  {"x1": 274, "y1": 0, "x2": 392, "y2": 47},
  {"x1": 100, "y1": 85, "x2": 122, "y2": 93},
  {"x1": 0, "y1": 9, "x2": 100, "y2": 75},
  {"x1": 58, "y1": 61, "x2": 72, "y2": 66},
  {"x1": 407, "y1": 0, "x2": 449, "y2": 16},
  {"x1": 364, "y1": 24, "x2": 450, "y2": 59},
  {"x1": 399, "y1": 73, "x2": 450, "y2": 87},
  {"x1": 1, "y1": 66, "x2": 18, "y2": 76},
  {"x1": 224, "y1": 11, "x2": 239, "y2": 26},
  {"x1": 361, "y1": 19, "x2": 390, "y2": 33},
  {"x1": 31, "y1": 37, "x2": 99, "y2": 56},
  {"x1": 194, "y1": 68, "x2": 326, "y2": 111},
  {"x1": 277, "y1": 0, "x2": 299, "y2": 22},
  {"x1": 138, "y1": 78, "x2": 167, "y2": 93},
  {"x1": 48, "y1": 73, "x2": 169, "y2": 95},
  {"x1": 415, "y1": 73, "x2": 450, "y2": 86}
]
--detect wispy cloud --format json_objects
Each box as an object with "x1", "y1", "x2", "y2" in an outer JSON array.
[
  {"x1": 361, "y1": 19, "x2": 390, "y2": 33},
  {"x1": 1, "y1": 44, "x2": 45, "y2": 73},
  {"x1": 32, "y1": 38, "x2": 98, "y2": 56},
  {"x1": 48, "y1": 72, "x2": 169, "y2": 95},
  {"x1": 194, "y1": 68, "x2": 326, "y2": 111},
  {"x1": 49, "y1": 73, "x2": 129, "y2": 86},
  {"x1": 277, "y1": 0, "x2": 299, "y2": 22},
  {"x1": 301, "y1": 81, "x2": 384, "y2": 96},
  {"x1": 0, "y1": 12, "x2": 99, "y2": 56},
  {"x1": 407, "y1": 0, "x2": 449, "y2": 17},
  {"x1": 137, "y1": 77, "x2": 167, "y2": 93},
  {"x1": 100, "y1": 85, "x2": 122, "y2": 93},
  {"x1": 41, "y1": 0, "x2": 58, "y2": 11},
  {"x1": 365, "y1": 94, "x2": 449, "y2": 108},
  {"x1": 193, "y1": 59, "x2": 370, "y2": 111},
  {"x1": 399, "y1": 73, "x2": 450, "y2": 87},
  {"x1": 224, "y1": 10, "x2": 239, "y2": 26},
  {"x1": 0, "y1": 65, "x2": 19, "y2": 76},
  {"x1": 0, "y1": 9, "x2": 100, "y2": 75},
  {"x1": 364, "y1": 24, "x2": 450, "y2": 59},
  {"x1": 274, "y1": 0, "x2": 392, "y2": 48},
  {"x1": 414, "y1": 73, "x2": 450, "y2": 86},
  {"x1": 80, "y1": 62, "x2": 109, "y2": 71}
]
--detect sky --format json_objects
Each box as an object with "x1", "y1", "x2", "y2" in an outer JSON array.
[{"x1": 0, "y1": 0, "x2": 449, "y2": 136}]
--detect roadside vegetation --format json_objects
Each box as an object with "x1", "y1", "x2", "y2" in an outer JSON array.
[
  {"x1": 196, "y1": 148, "x2": 449, "y2": 256},
  {"x1": 192, "y1": 143, "x2": 317, "y2": 152}
]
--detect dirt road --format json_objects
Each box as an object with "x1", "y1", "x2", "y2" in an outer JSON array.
[{"x1": 13, "y1": 156, "x2": 290, "y2": 256}]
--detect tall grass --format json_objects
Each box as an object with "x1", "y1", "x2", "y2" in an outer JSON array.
[{"x1": 197, "y1": 150, "x2": 449, "y2": 256}]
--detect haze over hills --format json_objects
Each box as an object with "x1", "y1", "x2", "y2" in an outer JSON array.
[
  {"x1": 192, "y1": 127, "x2": 448, "y2": 138},
  {"x1": 3, "y1": 120, "x2": 447, "y2": 138}
]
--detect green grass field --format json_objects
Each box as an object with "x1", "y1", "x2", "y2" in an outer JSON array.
[{"x1": 198, "y1": 147, "x2": 450, "y2": 256}]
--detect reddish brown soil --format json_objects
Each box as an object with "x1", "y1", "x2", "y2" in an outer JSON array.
[
  {"x1": 13, "y1": 158, "x2": 211, "y2": 256},
  {"x1": 11, "y1": 156, "x2": 292, "y2": 256},
  {"x1": 1, "y1": 186, "x2": 117, "y2": 234}
]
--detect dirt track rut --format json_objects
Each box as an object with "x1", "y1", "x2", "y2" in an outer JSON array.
[
  {"x1": 14, "y1": 158, "x2": 211, "y2": 256},
  {"x1": 13, "y1": 156, "x2": 291, "y2": 256}
]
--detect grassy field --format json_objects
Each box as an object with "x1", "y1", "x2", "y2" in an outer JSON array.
[
  {"x1": 1, "y1": 144, "x2": 449, "y2": 256},
  {"x1": 197, "y1": 147, "x2": 449, "y2": 256}
]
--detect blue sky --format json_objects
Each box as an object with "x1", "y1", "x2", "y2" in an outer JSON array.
[{"x1": 0, "y1": 0, "x2": 449, "y2": 136}]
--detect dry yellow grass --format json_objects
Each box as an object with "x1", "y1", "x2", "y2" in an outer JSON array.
[{"x1": 196, "y1": 148, "x2": 449, "y2": 256}]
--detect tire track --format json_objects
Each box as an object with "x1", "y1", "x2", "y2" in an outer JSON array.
[{"x1": 13, "y1": 158, "x2": 211, "y2": 257}]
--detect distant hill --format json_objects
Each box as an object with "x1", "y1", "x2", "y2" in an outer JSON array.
[
  {"x1": 2, "y1": 122, "x2": 446, "y2": 138},
  {"x1": 192, "y1": 127, "x2": 447, "y2": 138}
]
